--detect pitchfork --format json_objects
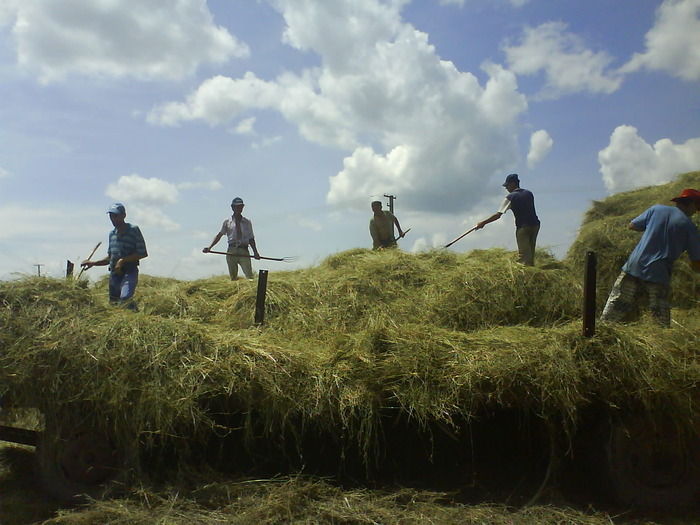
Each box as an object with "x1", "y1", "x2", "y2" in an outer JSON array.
[{"x1": 205, "y1": 250, "x2": 298, "y2": 262}]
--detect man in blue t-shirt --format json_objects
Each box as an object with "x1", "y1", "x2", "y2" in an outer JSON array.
[
  {"x1": 81, "y1": 203, "x2": 148, "y2": 311},
  {"x1": 476, "y1": 173, "x2": 540, "y2": 266},
  {"x1": 601, "y1": 188, "x2": 700, "y2": 327}
]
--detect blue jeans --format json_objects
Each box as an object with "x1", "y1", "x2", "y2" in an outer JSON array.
[{"x1": 109, "y1": 267, "x2": 139, "y2": 311}]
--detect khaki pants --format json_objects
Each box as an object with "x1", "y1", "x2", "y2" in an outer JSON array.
[
  {"x1": 515, "y1": 225, "x2": 540, "y2": 266},
  {"x1": 226, "y1": 246, "x2": 253, "y2": 280}
]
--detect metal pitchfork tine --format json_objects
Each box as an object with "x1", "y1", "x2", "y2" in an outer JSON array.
[{"x1": 206, "y1": 250, "x2": 298, "y2": 262}]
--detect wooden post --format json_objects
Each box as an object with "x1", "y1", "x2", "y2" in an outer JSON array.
[
  {"x1": 254, "y1": 269, "x2": 269, "y2": 325},
  {"x1": 66, "y1": 260, "x2": 74, "y2": 278},
  {"x1": 582, "y1": 251, "x2": 597, "y2": 337}
]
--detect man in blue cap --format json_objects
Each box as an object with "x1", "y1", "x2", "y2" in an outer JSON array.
[
  {"x1": 80, "y1": 203, "x2": 148, "y2": 311},
  {"x1": 475, "y1": 174, "x2": 540, "y2": 266},
  {"x1": 203, "y1": 197, "x2": 261, "y2": 280}
]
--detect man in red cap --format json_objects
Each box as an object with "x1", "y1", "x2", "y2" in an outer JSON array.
[{"x1": 601, "y1": 188, "x2": 700, "y2": 326}]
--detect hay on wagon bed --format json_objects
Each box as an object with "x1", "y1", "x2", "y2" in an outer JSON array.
[
  {"x1": 133, "y1": 248, "x2": 581, "y2": 334},
  {"x1": 2, "y1": 267, "x2": 700, "y2": 470}
]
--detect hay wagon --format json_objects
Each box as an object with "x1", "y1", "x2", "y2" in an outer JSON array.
[
  {"x1": 2, "y1": 260, "x2": 700, "y2": 512},
  {"x1": 4, "y1": 172, "x2": 700, "y2": 511}
]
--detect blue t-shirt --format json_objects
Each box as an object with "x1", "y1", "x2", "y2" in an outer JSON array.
[
  {"x1": 622, "y1": 204, "x2": 700, "y2": 284},
  {"x1": 108, "y1": 224, "x2": 147, "y2": 272},
  {"x1": 506, "y1": 188, "x2": 540, "y2": 229}
]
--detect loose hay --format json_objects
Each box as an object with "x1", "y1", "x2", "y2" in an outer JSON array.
[{"x1": 0, "y1": 172, "x2": 699, "y2": 494}]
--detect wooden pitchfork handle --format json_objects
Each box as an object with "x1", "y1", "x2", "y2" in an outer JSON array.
[
  {"x1": 445, "y1": 226, "x2": 478, "y2": 248},
  {"x1": 76, "y1": 241, "x2": 102, "y2": 279},
  {"x1": 205, "y1": 250, "x2": 297, "y2": 262}
]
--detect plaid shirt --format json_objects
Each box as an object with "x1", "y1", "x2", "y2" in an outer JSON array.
[{"x1": 108, "y1": 224, "x2": 147, "y2": 271}]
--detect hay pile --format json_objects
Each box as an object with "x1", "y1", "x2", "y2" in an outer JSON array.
[
  {"x1": 567, "y1": 170, "x2": 700, "y2": 310},
  {"x1": 1, "y1": 173, "x2": 699, "y2": 477}
]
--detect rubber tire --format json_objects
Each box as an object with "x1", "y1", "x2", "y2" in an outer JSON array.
[
  {"x1": 602, "y1": 413, "x2": 700, "y2": 511},
  {"x1": 34, "y1": 422, "x2": 136, "y2": 504}
]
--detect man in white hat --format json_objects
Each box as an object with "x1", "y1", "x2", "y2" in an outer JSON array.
[{"x1": 203, "y1": 197, "x2": 260, "y2": 280}]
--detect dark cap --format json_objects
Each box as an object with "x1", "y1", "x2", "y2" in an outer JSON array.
[
  {"x1": 502, "y1": 173, "x2": 519, "y2": 187},
  {"x1": 107, "y1": 203, "x2": 126, "y2": 215},
  {"x1": 231, "y1": 197, "x2": 245, "y2": 206}
]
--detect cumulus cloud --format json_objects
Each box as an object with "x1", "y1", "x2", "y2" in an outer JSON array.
[
  {"x1": 107, "y1": 174, "x2": 179, "y2": 206},
  {"x1": 106, "y1": 174, "x2": 180, "y2": 231},
  {"x1": 504, "y1": 22, "x2": 623, "y2": 98},
  {"x1": 234, "y1": 117, "x2": 257, "y2": 136},
  {"x1": 149, "y1": 0, "x2": 528, "y2": 214},
  {"x1": 527, "y1": 130, "x2": 553, "y2": 168},
  {"x1": 439, "y1": 0, "x2": 528, "y2": 6},
  {"x1": 177, "y1": 180, "x2": 223, "y2": 191},
  {"x1": 1, "y1": 0, "x2": 248, "y2": 82},
  {"x1": 621, "y1": 0, "x2": 700, "y2": 81},
  {"x1": 598, "y1": 125, "x2": 700, "y2": 193}
]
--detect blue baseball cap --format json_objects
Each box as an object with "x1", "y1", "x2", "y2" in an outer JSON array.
[
  {"x1": 107, "y1": 203, "x2": 126, "y2": 215},
  {"x1": 502, "y1": 173, "x2": 519, "y2": 187},
  {"x1": 231, "y1": 197, "x2": 245, "y2": 206}
]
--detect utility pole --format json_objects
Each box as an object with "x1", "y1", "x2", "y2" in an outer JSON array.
[
  {"x1": 34, "y1": 264, "x2": 44, "y2": 277},
  {"x1": 383, "y1": 194, "x2": 396, "y2": 214}
]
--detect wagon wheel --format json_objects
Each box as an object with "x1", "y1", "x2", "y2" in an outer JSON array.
[
  {"x1": 34, "y1": 420, "x2": 137, "y2": 504},
  {"x1": 601, "y1": 413, "x2": 700, "y2": 510}
]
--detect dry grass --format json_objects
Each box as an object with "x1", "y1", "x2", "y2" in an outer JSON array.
[
  {"x1": 38, "y1": 476, "x2": 653, "y2": 525},
  {"x1": 1, "y1": 172, "x2": 700, "y2": 523}
]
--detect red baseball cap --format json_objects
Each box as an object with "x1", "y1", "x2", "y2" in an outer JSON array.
[{"x1": 671, "y1": 188, "x2": 700, "y2": 202}]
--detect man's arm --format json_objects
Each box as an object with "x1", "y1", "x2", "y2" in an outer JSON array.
[
  {"x1": 249, "y1": 238, "x2": 260, "y2": 259},
  {"x1": 80, "y1": 255, "x2": 110, "y2": 270},
  {"x1": 113, "y1": 252, "x2": 147, "y2": 274},
  {"x1": 203, "y1": 232, "x2": 224, "y2": 253},
  {"x1": 628, "y1": 222, "x2": 644, "y2": 232},
  {"x1": 476, "y1": 212, "x2": 502, "y2": 230},
  {"x1": 392, "y1": 215, "x2": 404, "y2": 237},
  {"x1": 369, "y1": 220, "x2": 380, "y2": 249}
]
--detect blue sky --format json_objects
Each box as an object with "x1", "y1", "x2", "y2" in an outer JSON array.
[{"x1": 1, "y1": 0, "x2": 699, "y2": 281}]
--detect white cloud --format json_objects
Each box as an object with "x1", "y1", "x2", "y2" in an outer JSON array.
[
  {"x1": 149, "y1": 0, "x2": 528, "y2": 214},
  {"x1": 106, "y1": 174, "x2": 181, "y2": 231},
  {"x1": 0, "y1": 167, "x2": 12, "y2": 178},
  {"x1": 177, "y1": 180, "x2": 223, "y2": 191},
  {"x1": 598, "y1": 125, "x2": 700, "y2": 193},
  {"x1": 1, "y1": 0, "x2": 248, "y2": 82},
  {"x1": 527, "y1": 129, "x2": 553, "y2": 168},
  {"x1": 504, "y1": 22, "x2": 623, "y2": 98},
  {"x1": 107, "y1": 174, "x2": 179, "y2": 206},
  {"x1": 234, "y1": 117, "x2": 257, "y2": 136},
  {"x1": 621, "y1": 0, "x2": 700, "y2": 81}
]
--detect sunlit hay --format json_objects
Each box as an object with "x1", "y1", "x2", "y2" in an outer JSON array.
[
  {"x1": 244, "y1": 248, "x2": 582, "y2": 336},
  {"x1": 567, "y1": 170, "x2": 700, "y2": 311}
]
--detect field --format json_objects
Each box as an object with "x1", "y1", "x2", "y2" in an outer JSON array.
[{"x1": 1, "y1": 171, "x2": 699, "y2": 524}]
